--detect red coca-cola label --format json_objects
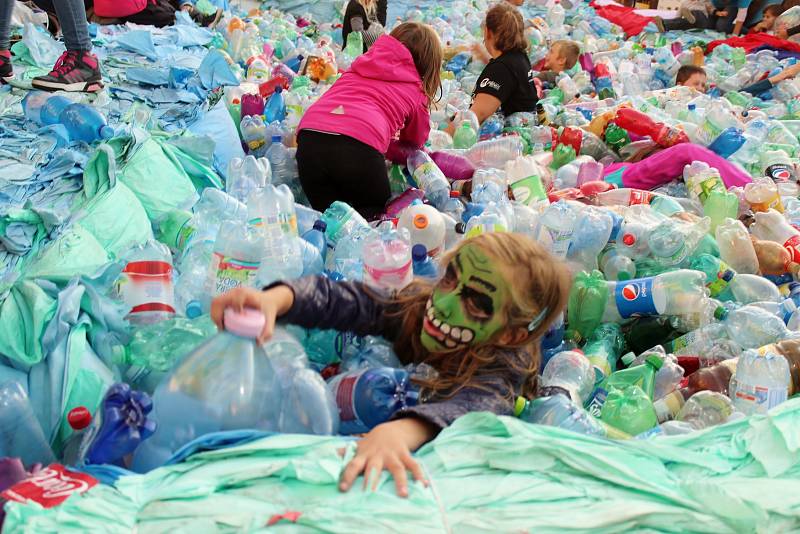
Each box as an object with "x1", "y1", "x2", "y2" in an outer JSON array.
[
  {"x1": 629, "y1": 190, "x2": 653, "y2": 205},
  {"x1": 2, "y1": 464, "x2": 98, "y2": 508},
  {"x1": 784, "y1": 235, "x2": 800, "y2": 264}
]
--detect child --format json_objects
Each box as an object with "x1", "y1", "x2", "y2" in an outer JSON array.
[
  {"x1": 295, "y1": 22, "x2": 441, "y2": 219},
  {"x1": 0, "y1": 0, "x2": 101, "y2": 91},
  {"x1": 88, "y1": 0, "x2": 221, "y2": 28},
  {"x1": 676, "y1": 65, "x2": 707, "y2": 92},
  {"x1": 751, "y1": 4, "x2": 783, "y2": 32},
  {"x1": 210, "y1": 233, "x2": 571, "y2": 497},
  {"x1": 653, "y1": 0, "x2": 715, "y2": 31},
  {"x1": 533, "y1": 39, "x2": 580, "y2": 84},
  {"x1": 451, "y1": 2, "x2": 539, "y2": 131},
  {"x1": 342, "y1": 0, "x2": 388, "y2": 52}
]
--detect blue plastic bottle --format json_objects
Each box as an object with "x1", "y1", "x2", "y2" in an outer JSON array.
[
  {"x1": 412, "y1": 244, "x2": 438, "y2": 279},
  {"x1": 22, "y1": 92, "x2": 72, "y2": 125},
  {"x1": 327, "y1": 367, "x2": 419, "y2": 434},
  {"x1": 59, "y1": 103, "x2": 115, "y2": 143},
  {"x1": 302, "y1": 220, "x2": 328, "y2": 263},
  {"x1": 264, "y1": 86, "x2": 287, "y2": 123},
  {"x1": 708, "y1": 127, "x2": 746, "y2": 159},
  {"x1": 82, "y1": 383, "x2": 157, "y2": 466}
]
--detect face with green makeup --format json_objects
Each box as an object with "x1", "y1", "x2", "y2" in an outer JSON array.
[{"x1": 420, "y1": 244, "x2": 511, "y2": 352}]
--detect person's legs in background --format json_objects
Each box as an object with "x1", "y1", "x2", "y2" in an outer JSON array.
[
  {"x1": 0, "y1": 0, "x2": 16, "y2": 82},
  {"x1": 30, "y1": 0, "x2": 102, "y2": 91}
]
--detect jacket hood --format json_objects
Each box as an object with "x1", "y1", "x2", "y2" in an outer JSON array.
[{"x1": 350, "y1": 34, "x2": 423, "y2": 85}]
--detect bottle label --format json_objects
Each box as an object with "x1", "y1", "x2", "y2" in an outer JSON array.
[
  {"x1": 708, "y1": 260, "x2": 734, "y2": 297},
  {"x1": 210, "y1": 253, "x2": 260, "y2": 295},
  {"x1": 614, "y1": 278, "x2": 658, "y2": 319},
  {"x1": 511, "y1": 176, "x2": 546, "y2": 206},
  {"x1": 250, "y1": 212, "x2": 298, "y2": 236},
  {"x1": 364, "y1": 259, "x2": 413, "y2": 292},
  {"x1": 411, "y1": 162, "x2": 437, "y2": 190},
  {"x1": 119, "y1": 261, "x2": 175, "y2": 316},
  {"x1": 784, "y1": 235, "x2": 800, "y2": 264},
  {"x1": 765, "y1": 163, "x2": 795, "y2": 182},
  {"x1": 653, "y1": 390, "x2": 684, "y2": 423},
  {"x1": 585, "y1": 387, "x2": 608, "y2": 418},
  {"x1": 668, "y1": 330, "x2": 695, "y2": 354},
  {"x1": 2, "y1": 464, "x2": 98, "y2": 509},
  {"x1": 748, "y1": 192, "x2": 783, "y2": 214},
  {"x1": 541, "y1": 226, "x2": 573, "y2": 257},
  {"x1": 247, "y1": 139, "x2": 266, "y2": 151},
  {"x1": 466, "y1": 222, "x2": 508, "y2": 239},
  {"x1": 329, "y1": 370, "x2": 366, "y2": 422},
  {"x1": 628, "y1": 190, "x2": 652, "y2": 205},
  {"x1": 689, "y1": 174, "x2": 724, "y2": 204},
  {"x1": 734, "y1": 383, "x2": 788, "y2": 414}
]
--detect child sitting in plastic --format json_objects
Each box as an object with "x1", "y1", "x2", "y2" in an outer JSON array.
[
  {"x1": 653, "y1": 0, "x2": 716, "y2": 31},
  {"x1": 210, "y1": 232, "x2": 570, "y2": 497},
  {"x1": 751, "y1": 4, "x2": 783, "y2": 33},
  {"x1": 676, "y1": 65, "x2": 707, "y2": 92},
  {"x1": 532, "y1": 39, "x2": 581, "y2": 85}
]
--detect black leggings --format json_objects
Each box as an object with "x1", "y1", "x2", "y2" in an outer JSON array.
[{"x1": 296, "y1": 130, "x2": 390, "y2": 220}]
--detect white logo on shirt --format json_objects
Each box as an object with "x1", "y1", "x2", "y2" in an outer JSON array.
[
  {"x1": 331, "y1": 105, "x2": 345, "y2": 115},
  {"x1": 480, "y1": 78, "x2": 501, "y2": 90}
]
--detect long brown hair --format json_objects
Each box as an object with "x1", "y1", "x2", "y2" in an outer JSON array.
[
  {"x1": 389, "y1": 233, "x2": 571, "y2": 401},
  {"x1": 390, "y1": 22, "x2": 443, "y2": 104},
  {"x1": 485, "y1": 2, "x2": 529, "y2": 54}
]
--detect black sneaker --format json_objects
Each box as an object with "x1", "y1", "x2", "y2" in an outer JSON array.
[
  {"x1": 31, "y1": 50, "x2": 103, "y2": 92},
  {"x1": 0, "y1": 50, "x2": 13, "y2": 84},
  {"x1": 192, "y1": 8, "x2": 222, "y2": 28}
]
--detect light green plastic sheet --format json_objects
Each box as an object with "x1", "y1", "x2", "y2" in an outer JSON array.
[{"x1": 5, "y1": 399, "x2": 800, "y2": 533}]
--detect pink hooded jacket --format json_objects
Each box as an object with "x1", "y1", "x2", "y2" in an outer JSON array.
[{"x1": 297, "y1": 35, "x2": 431, "y2": 154}]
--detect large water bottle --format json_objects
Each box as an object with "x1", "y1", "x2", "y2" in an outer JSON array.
[
  {"x1": 227, "y1": 155, "x2": 271, "y2": 203},
  {"x1": 248, "y1": 184, "x2": 302, "y2": 285},
  {"x1": 0, "y1": 381, "x2": 55, "y2": 467},
  {"x1": 717, "y1": 305, "x2": 794, "y2": 349},
  {"x1": 119, "y1": 241, "x2": 176, "y2": 326},
  {"x1": 22, "y1": 91, "x2": 71, "y2": 125},
  {"x1": 327, "y1": 367, "x2": 420, "y2": 435},
  {"x1": 264, "y1": 86, "x2": 287, "y2": 124},
  {"x1": 730, "y1": 349, "x2": 790, "y2": 415},
  {"x1": 397, "y1": 202, "x2": 446, "y2": 257},
  {"x1": 240, "y1": 115, "x2": 269, "y2": 157},
  {"x1": 59, "y1": 103, "x2": 115, "y2": 143},
  {"x1": 321, "y1": 200, "x2": 373, "y2": 255},
  {"x1": 537, "y1": 200, "x2": 577, "y2": 259},
  {"x1": 266, "y1": 136, "x2": 294, "y2": 187},
  {"x1": 362, "y1": 222, "x2": 413, "y2": 294},
  {"x1": 407, "y1": 151, "x2": 451, "y2": 209},
  {"x1": 540, "y1": 350, "x2": 595, "y2": 404},
  {"x1": 208, "y1": 220, "x2": 263, "y2": 296},
  {"x1": 132, "y1": 310, "x2": 334, "y2": 472}
]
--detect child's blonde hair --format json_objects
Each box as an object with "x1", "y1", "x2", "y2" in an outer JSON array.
[
  {"x1": 552, "y1": 39, "x2": 580, "y2": 70},
  {"x1": 390, "y1": 22, "x2": 443, "y2": 105},
  {"x1": 356, "y1": 0, "x2": 377, "y2": 18},
  {"x1": 391, "y1": 233, "x2": 571, "y2": 400}
]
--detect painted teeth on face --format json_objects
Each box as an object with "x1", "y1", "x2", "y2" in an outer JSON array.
[
  {"x1": 460, "y1": 329, "x2": 474, "y2": 343},
  {"x1": 441, "y1": 323, "x2": 451, "y2": 335},
  {"x1": 444, "y1": 338, "x2": 457, "y2": 348},
  {"x1": 451, "y1": 326, "x2": 461, "y2": 339},
  {"x1": 433, "y1": 317, "x2": 442, "y2": 328}
]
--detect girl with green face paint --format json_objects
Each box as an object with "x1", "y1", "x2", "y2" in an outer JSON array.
[{"x1": 210, "y1": 232, "x2": 571, "y2": 499}]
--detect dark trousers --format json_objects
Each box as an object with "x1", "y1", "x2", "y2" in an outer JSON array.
[
  {"x1": 663, "y1": 10, "x2": 711, "y2": 30},
  {"x1": 122, "y1": 0, "x2": 177, "y2": 27},
  {"x1": 296, "y1": 129, "x2": 390, "y2": 220}
]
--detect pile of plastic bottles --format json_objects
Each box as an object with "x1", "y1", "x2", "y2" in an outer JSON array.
[{"x1": 7, "y1": 0, "x2": 800, "y2": 476}]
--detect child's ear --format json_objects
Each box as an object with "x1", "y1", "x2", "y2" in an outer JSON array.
[{"x1": 499, "y1": 326, "x2": 530, "y2": 345}]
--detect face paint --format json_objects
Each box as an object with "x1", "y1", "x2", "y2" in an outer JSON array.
[{"x1": 420, "y1": 244, "x2": 511, "y2": 352}]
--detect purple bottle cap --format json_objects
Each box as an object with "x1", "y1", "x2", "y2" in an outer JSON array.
[{"x1": 224, "y1": 308, "x2": 266, "y2": 339}]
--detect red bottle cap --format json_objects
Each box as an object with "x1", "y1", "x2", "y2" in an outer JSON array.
[
  {"x1": 622, "y1": 234, "x2": 636, "y2": 246},
  {"x1": 67, "y1": 406, "x2": 92, "y2": 430}
]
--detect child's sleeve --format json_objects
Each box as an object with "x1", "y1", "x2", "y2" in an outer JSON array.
[
  {"x1": 398, "y1": 102, "x2": 431, "y2": 149},
  {"x1": 270, "y1": 276, "x2": 400, "y2": 340}
]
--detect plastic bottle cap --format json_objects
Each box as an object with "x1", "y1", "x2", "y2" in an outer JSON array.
[
  {"x1": 413, "y1": 214, "x2": 429, "y2": 229},
  {"x1": 186, "y1": 300, "x2": 203, "y2": 319},
  {"x1": 688, "y1": 104, "x2": 696, "y2": 110},
  {"x1": 714, "y1": 306, "x2": 728, "y2": 321},
  {"x1": 449, "y1": 191, "x2": 460, "y2": 198},
  {"x1": 68, "y1": 406, "x2": 92, "y2": 430},
  {"x1": 513, "y1": 396, "x2": 527, "y2": 417},
  {"x1": 271, "y1": 135, "x2": 282, "y2": 142},
  {"x1": 412, "y1": 244, "x2": 428, "y2": 261},
  {"x1": 622, "y1": 233, "x2": 636, "y2": 246},
  {"x1": 621, "y1": 352, "x2": 636, "y2": 366},
  {"x1": 617, "y1": 271, "x2": 632, "y2": 281},
  {"x1": 645, "y1": 354, "x2": 664, "y2": 370},
  {"x1": 223, "y1": 308, "x2": 267, "y2": 339},
  {"x1": 313, "y1": 220, "x2": 327, "y2": 232},
  {"x1": 720, "y1": 270, "x2": 735, "y2": 282}
]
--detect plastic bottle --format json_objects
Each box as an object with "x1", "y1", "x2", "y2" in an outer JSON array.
[
  {"x1": 411, "y1": 244, "x2": 438, "y2": 280},
  {"x1": 750, "y1": 209, "x2": 800, "y2": 263},
  {"x1": 653, "y1": 361, "x2": 734, "y2": 422},
  {"x1": 592, "y1": 188, "x2": 654, "y2": 206},
  {"x1": 708, "y1": 127, "x2": 746, "y2": 159},
  {"x1": 715, "y1": 218, "x2": 759, "y2": 274},
  {"x1": 703, "y1": 189, "x2": 739, "y2": 233},
  {"x1": 515, "y1": 395, "x2": 620, "y2": 439},
  {"x1": 58, "y1": 103, "x2": 115, "y2": 143},
  {"x1": 547, "y1": 0, "x2": 566, "y2": 34},
  {"x1": 540, "y1": 350, "x2": 595, "y2": 403},
  {"x1": 327, "y1": 367, "x2": 419, "y2": 434},
  {"x1": 118, "y1": 241, "x2": 176, "y2": 326},
  {"x1": 745, "y1": 177, "x2": 784, "y2": 213},
  {"x1": 730, "y1": 349, "x2": 790, "y2": 415},
  {"x1": 453, "y1": 121, "x2": 478, "y2": 149},
  {"x1": 600, "y1": 384, "x2": 658, "y2": 435},
  {"x1": 397, "y1": 203, "x2": 447, "y2": 257},
  {"x1": 465, "y1": 136, "x2": 525, "y2": 169},
  {"x1": 302, "y1": 220, "x2": 328, "y2": 263},
  {"x1": 717, "y1": 305, "x2": 794, "y2": 349},
  {"x1": 582, "y1": 323, "x2": 625, "y2": 382},
  {"x1": 320, "y1": 201, "x2": 372, "y2": 251},
  {"x1": 208, "y1": 220, "x2": 263, "y2": 296},
  {"x1": 362, "y1": 221, "x2": 413, "y2": 294},
  {"x1": 760, "y1": 149, "x2": 796, "y2": 182},
  {"x1": 407, "y1": 151, "x2": 451, "y2": 209},
  {"x1": 227, "y1": 155, "x2": 270, "y2": 203},
  {"x1": 0, "y1": 381, "x2": 55, "y2": 467},
  {"x1": 61, "y1": 407, "x2": 92, "y2": 465},
  {"x1": 264, "y1": 86, "x2": 287, "y2": 124},
  {"x1": 599, "y1": 246, "x2": 636, "y2": 281},
  {"x1": 537, "y1": 200, "x2": 576, "y2": 259},
  {"x1": 613, "y1": 107, "x2": 688, "y2": 148},
  {"x1": 80, "y1": 383, "x2": 156, "y2": 466},
  {"x1": 265, "y1": 136, "x2": 294, "y2": 187},
  {"x1": 22, "y1": 91, "x2": 71, "y2": 125},
  {"x1": 442, "y1": 190, "x2": 465, "y2": 223},
  {"x1": 647, "y1": 218, "x2": 709, "y2": 267},
  {"x1": 132, "y1": 311, "x2": 336, "y2": 472},
  {"x1": 567, "y1": 206, "x2": 614, "y2": 271}
]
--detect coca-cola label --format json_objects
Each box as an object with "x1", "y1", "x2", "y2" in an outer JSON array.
[
  {"x1": 628, "y1": 190, "x2": 652, "y2": 205},
  {"x1": 785, "y1": 235, "x2": 800, "y2": 264},
  {"x1": 2, "y1": 464, "x2": 98, "y2": 508}
]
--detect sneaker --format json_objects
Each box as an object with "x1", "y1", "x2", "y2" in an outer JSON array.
[
  {"x1": 192, "y1": 8, "x2": 222, "y2": 28},
  {"x1": 0, "y1": 50, "x2": 13, "y2": 84},
  {"x1": 32, "y1": 50, "x2": 103, "y2": 92}
]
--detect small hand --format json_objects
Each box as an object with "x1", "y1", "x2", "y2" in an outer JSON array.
[
  {"x1": 210, "y1": 286, "x2": 293, "y2": 344},
  {"x1": 339, "y1": 419, "x2": 431, "y2": 498}
]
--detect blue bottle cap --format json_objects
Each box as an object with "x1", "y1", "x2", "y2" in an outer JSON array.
[
  {"x1": 186, "y1": 301, "x2": 203, "y2": 319},
  {"x1": 271, "y1": 135, "x2": 282, "y2": 142},
  {"x1": 313, "y1": 219, "x2": 327, "y2": 232},
  {"x1": 412, "y1": 244, "x2": 428, "y2": 261}
]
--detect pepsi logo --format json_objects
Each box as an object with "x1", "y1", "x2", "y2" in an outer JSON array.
[
  {"x1": 621, "y1": 283, "x2": 640, "y2": 301},
  {"x1": 771, "y1": 168, "x2": 792, "y2": 181}
]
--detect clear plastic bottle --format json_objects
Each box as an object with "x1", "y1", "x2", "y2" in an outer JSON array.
[
  {"x1": 240, "y1": 115, "x2": 269, "y2": 158},
  {"x1": 207, "y1": 220, "x2": 263, "y2": 296},
  {"x1": 118, "y1": 241, "x2": 176, "y2": 326},
  {"x1": 407, "y1": 151, "x2": 451, "y2": 209},
  {"x1": 601, "y1": 270, "x2": 709, "y2": 323},
  {"x1": 266, "y1": 135, "x2": 294, "y2": 187},
  {"x1": 227, "y1": 155, "x2": 270, "y2": 203},
  {"x1": 715, "y1": 218, "x2": 759, "y2": 274},
  {"x1": 362, "y1": 222, "x2": 413, "y2": 294},
  {"x1": 730, "y1": 349, "x2": 790, "y2": 415},
  {"x1": 599, "y1": 245, "x2": 636, "y2": 281},
  {"x1": 540, "y1": 350, "x2": 595, "y2": 404},
  {"x1": 537, "y1": 200, "x2": 577, "y2": 259},
  {"x1": 0, "y1": 381, "x2": 55, "y2": 467},
  {"x1": 61, "y1": 407, "x2": 92, "y2": 466}
]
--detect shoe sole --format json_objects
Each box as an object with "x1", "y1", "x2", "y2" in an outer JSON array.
[
  {"x1": 0, "y1": 74, "x2": 14, "y2": 84},
  {"x1": 31, "y1": 78, "x2": 104, "y2": 92}
]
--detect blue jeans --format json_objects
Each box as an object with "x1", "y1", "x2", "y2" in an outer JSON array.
[{"x1": 0, "y1": 0, "x2": 92, "y2": 51}]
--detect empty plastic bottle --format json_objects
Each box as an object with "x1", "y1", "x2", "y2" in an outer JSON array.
[
  {"x1": 730, "y1": 349, "x2": 790, "y2": 415},
  {"x1": 61, "y1": 407, "x2": 92, "y2": 466},
  {"x1": 320, "y1": 200, "x2": 372, "y2": 251},
  {"x1": 362, "y1": 222, "x2": 413, "y2": 294},
  {"x1": 208, "y1": 220, "x2": 263, "y2": 296},
  {"x1": 397, "y1": 202, "x2": 446, "y2": 256},
  {"x1": 264, "y1": 86, "x2": 287, "y2": 124},
  {"x1": 266, "y1": 136, "x2": 294, "y2": 187},
  {"x1": 453, "y1": 121, "x2": 478, "y2": 149},
  {"x1": 537, "y1": 201, "x2": 577, "y2": 259},
  {"x1": 407, "y1": 151, "x2": 451, "y2": 209},
  {"x1": 22, "y1": 91, "x2": 71, "y2": 125},
  {"x1": 515, "y1": 395, "x2": 622, "y2": 438},
  {"x1": 241, "y1": 115, "x2": 269, "y2": 157},
  {"x1": 412, "y1": 244, "x2": 438, "y2": 279},
  {"x1": 60, "y1": 103, "x2": 115, "y2": 142},
  {"x1": 599, "y1": 245, "x2": 636, "y2": 281},
  {"x1": 540, "y1": 350, "x2": 595, "y2": 403},
  {"x1": 227, "y1": 155, "x2": 271, "y2": 203},
  {"x1": 327, "y1": 367, "x2": 420, "y2": 434},
  {"x1": 119, "y1": 241, "x2": 176, "y2": 326},
  {"x1": 302, "y1": 220, "x2": 328, "y2": 263},
  {"x1": 0, "y1": 381, "x2": 55, "y2": 467},
  {"x1": 715, "y1": 218, "x2": 759, "y2": 274},
  {"x1": 717, "y1": 305, "x2": 794, "y2": 349}
]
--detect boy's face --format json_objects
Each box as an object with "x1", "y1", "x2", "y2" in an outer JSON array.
[
  {"x1": 762, "y1": 11, "x2": 777, "y2": 29},
  {"x1": 420, "y1": 244, "x2": 511, "y2": 352},
  {"x1": 681, "y1": 73, "x2": 707, "y2": 93},
  {"x1": 543, "y1": 46, "x2": 566, "y2": 72}
]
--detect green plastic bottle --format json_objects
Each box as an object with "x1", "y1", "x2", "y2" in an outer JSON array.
[
  {"x1": 566, "y1": 270, "x2": 609, "y2": 343},
  {"x1": 551, "y1": 143, "x2": 576, "y2": 170},
  {"x1": 688, "y1": 253, "x2": 735, "y2": 298},
  {"x1": 604, "y1": 123, "x2": 630, "y2": 153},
  {"x1": 344, "y1": 31, "x2": 363, "y2": 58},
  {"x1": 603, "y1": 354, "x2": 663, "y2": 399},
  {"x1": 600, "y1": 385, "x2": 658, "y2": 436},
  {"x1": 703, "y1": 189, "x2": 739, "y2": 233},
  {"x1": 157, "y1": 209, "x2": 195, "y2": 254},
  {"x1": 453, "y1": 122, "x2": 478, "y2": 149},
  {"x1": 582, "y1": 323, "x2": 625, "y2": 383}
]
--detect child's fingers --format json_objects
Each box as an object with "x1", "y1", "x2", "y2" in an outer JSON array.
[
  {"x1": 257, "y1": 308, "x2": 276, "y2": 344},
  {"x1": 402, "y1": 453, "x2": 428, "y2": 487},
  {"x1": 339, "y1": 455, "x2": 366, "y2": 492},
  {"x1": 388, "y1": 460, "x2": 409, "y2": 498},
  {"x1": 363, "y1": 460, "x2": 383, "y2": 492}
]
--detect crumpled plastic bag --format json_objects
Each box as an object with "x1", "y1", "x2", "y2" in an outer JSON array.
[
  {"x1": 10, "y1": 23, "x2": 64, "y2": 68},
  {"x1": 114, "y1": 30, "x2": 158, "y2": 61},
  {"x1": 196, "y1": 49, "x2": 240, "y2": 90},
  {"x1": 188, "y1": 100, "x2": 244, "y2": 179}
]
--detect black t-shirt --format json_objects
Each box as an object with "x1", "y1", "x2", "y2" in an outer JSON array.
[{"x1": 473, "y1": 50, "x2": 538, "y2": 115}]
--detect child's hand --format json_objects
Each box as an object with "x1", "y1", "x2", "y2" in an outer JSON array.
[
  {"x1": 339, "y1": 419, "x2": 433, "y2": 498},
  {"x1": 210, "y1": 285, "x2": 294, "y2": 343}
]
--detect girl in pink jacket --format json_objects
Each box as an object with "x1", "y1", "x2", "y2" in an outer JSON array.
[{"x1": 296, "y1": 22, "x2": 442, "y2": 219}]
